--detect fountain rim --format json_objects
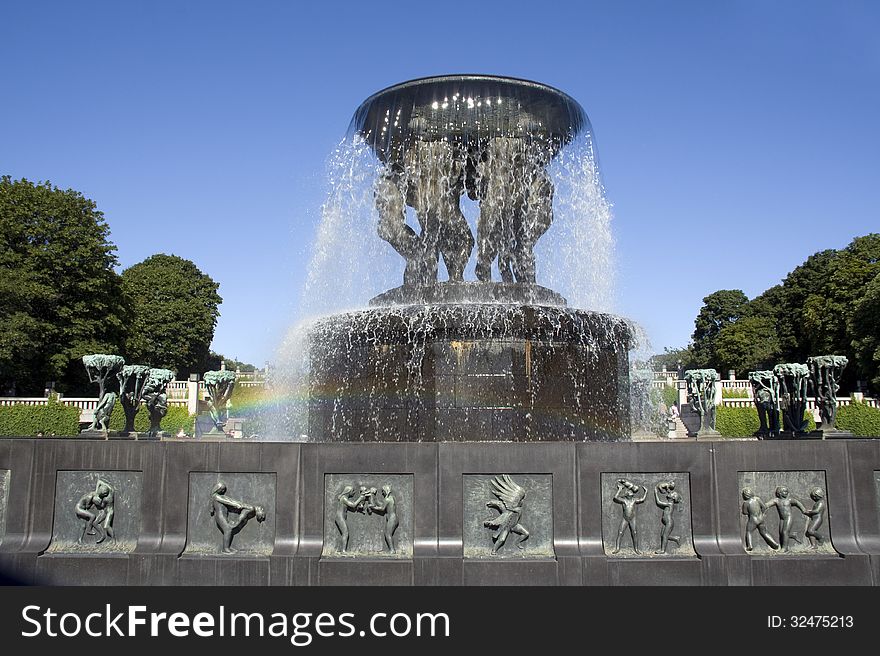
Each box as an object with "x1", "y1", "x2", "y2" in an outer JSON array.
[{"x1": 355, "y1": 73, "x2": 587, "y2": 115}]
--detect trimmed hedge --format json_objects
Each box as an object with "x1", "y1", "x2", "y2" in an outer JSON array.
[
  {"x1": 837, "y1": 401, "x2": 880, "y2": 436},
  {"x1": 660, "y1": 384, "x2": 678, "y2": 409},
  {"x1": 0, "y1": 398, "x2": 194, "y2": 437},
  {"x1": 108, "y1": 405, "x2": 195, "y2": 435},
  {"x1": 229, "y1": 384, "x2": 272, "y2": 436},
  {"x1": 721, "y1": 387, "x2": 750, "y2": 399},
  {"x1": 716, "y1": 406, "x2": 816, "y2": 437},
  {"x1": 0, "y1": 397, "x2": 81, "y2": 436}
]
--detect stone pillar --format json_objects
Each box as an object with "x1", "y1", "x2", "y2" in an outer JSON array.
[{"x1": 187, "y1": 374, "x2": 200, "y2": 416}]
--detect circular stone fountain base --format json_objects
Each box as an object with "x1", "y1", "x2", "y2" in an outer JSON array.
[
  {"x1": 369, "y1": 282, "x2": 567, "y2": 307},
  {"x1": 307, "y1": 304, "x2": 632, "y2": 442}
]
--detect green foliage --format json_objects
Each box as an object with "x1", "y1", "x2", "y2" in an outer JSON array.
[
  {"x1": 752, "y1": 236, "x2": 879, "y2": 389},
  {"x1": 691, "y1": 290, "x2": 749, "y2": 368},
  {"x1": 836, "y1": 401, "x2": 880, "y2": 437},
  {"x1": 660, "y1": 384, "x2": 679, "y2": 408},
  {"x1": 716, "y1": 406, "x2": 816, "y2": 437},
  {"x1": 650, "y1": 346, "x2": 697, "y2": 373},
  {"x1": 850, "y1": 275, "x2": 880, "y2": 388},
  {"x1": 0, "y1": 177, "x2": 126, "y2": 395},
  {"x1": 0, "y1": 396, "x2": 81, "y2": 436},
  {"x1": 765, "y1": 250, "x2": 837, "y2": 362},
  {"x1": 121, "y1": 254, "x2": 222, "y2": 378},
  {"x1": 204, "y1": 351, "x2": 259, "y2": 374},
  {"x1": 230, "y1": 384, "x2": 271, "y2": 436},
  {"x1": 802, "y1": 235, "x2": 880, "y2": 359},
  {"x1": 685, "y1": 235, "x2": 880, "y2": 395},
  {"x1": 107, "y1": 404, "x2": 194, "y2": 434},
  {"x1": 716, "y1": 406, "x2": 760, "y2": 437},
  {"x1": 721, "y1": 387, "x2": 750, "y2": 398},
  {"x1": 713, "y1": 315, "x2": 781, "y2": 375}
]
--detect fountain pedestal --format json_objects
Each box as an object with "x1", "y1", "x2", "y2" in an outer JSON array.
[{"x1": 307, "y1": 303, "x2": 632, "y2": 442}]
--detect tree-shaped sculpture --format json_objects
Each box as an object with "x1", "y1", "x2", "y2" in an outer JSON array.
[
  {"x1": 807, "y1": 355, "x2": 848, "y2": 431},
  {"x1": 82, "y1": 354, "x2": 125, "y2": 432},
  {"x1": 142, "y1": 368, "x2": 175, "y2": 438},
  {"x1": 748, "y1": 370, "x2": 779, "y2": 438},
  {"x1": 773, "y1": 363, "x2": 810, "y2": 434},
  {"x1": 116, "y1": 364, "x2": 151, "y2": 434},
  {"x1": 684, "y1": 369, "x2": 719, "y2": 436},
  {"x1": 204, "y1": 370, "x2": 236, "y2": 433}
]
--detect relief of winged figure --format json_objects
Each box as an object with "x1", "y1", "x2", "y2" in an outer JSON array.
[{"x1": 483, "y1": 474, "x2": 530, "y2": 553}]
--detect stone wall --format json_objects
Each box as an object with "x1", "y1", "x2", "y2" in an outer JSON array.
[{"x1": 0, "y1": 438, "x2": 878, "y2": 585}]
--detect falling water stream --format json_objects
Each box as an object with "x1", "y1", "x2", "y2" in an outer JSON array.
[{"x1": 265, "y1": 76, "x2": 634, "y2": 440}]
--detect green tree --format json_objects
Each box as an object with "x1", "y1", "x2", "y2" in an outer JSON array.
[
  {"x1": 121, "y1": 254, "x2": 221, "y2": 377},
  {"x1": 691, "y1": 289, "x2": 748, "y2": 367},
  {"x1": 204, "y1": 351, "x2": 258, "y2": 373},
  {"x1": 0, "y1": 177, "x2": 126, "y2": 395},
  {"x1": 682, "y1": 234, "x2": 880, "y2": 394},
  {"x1": 850, "y1": 273, "x2": 880, "y2": 388},
  {"x1": 649, "y1": 346, "x2": 696, "y2": 373},
  {"x1": 713, "y1": 315, "x2": 781, "y2": 375},
  {"x1": 769, "y1": 249, "x2": 837, "y2": 362},
  {"x1": 802, "y1": 234, "x2": 880, "y2": 359}
]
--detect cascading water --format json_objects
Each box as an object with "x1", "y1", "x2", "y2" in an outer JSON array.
[
  {"x1": 268, "y1": 75, "x2": 633, "y2": 441},
  {"x1": 302, "y1": 77, "x2": 615, "y2": 314}
]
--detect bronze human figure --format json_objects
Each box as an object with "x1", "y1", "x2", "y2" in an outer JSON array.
[
  {"x1": 612, "y1": 479, "x2": 648, "y2": 554},
  {"x1": 684, "y1": 369, "x2": 718, "y2": 434},
  {"x1": 741, "y1": 487, "x2": 780, "y2": 551},
  {"x1": 204, "y1": 370, "x2": 237, "y2": 433},
  {"x1": 117, "y1": 364, "x2": 151, "y2": 434},
  {"x1": 773, "y1": 363, "x2": 810, "y2": 434},
  {"x1": 75, "y1": 479, "x2": 115, "y2": 544},
  {"x1": 807, "y1": 355, "x2": 848, "y2": 430},
  {"x1": 654, "y1": 481, "x2": 682, "y2": 554},
  {"x1": 802, "y1": 487, "x2": 827, "y2": 549},
  {"x1": 335, "y1": 485, "x2": 367, "y2": 552},
  {"x1": 766, "y1": 486, "x2": 807, "y2": 552},
  {"x1": 368, "y1": 484, "x2": 399, "y2": 553},
  {"x1": 82, "y1": 354, "x2": 124, "y2": 432},
  {"x1": 90, "y1": 391, "x2": 118, "y2": 432},
  {"x1": 376, "y1": 140, "x2": 474, "y2": 286},
  {"x1": 209, "y1": 481, "x2": 266, "y2": 554},
  {"x1": 139, "y1": 368, "x2": 173, "y2": 437},
  {"x1": 748, "y1": 371, "x2": 779, "y2": 438},
  {"x1": 472, "y1": 138, "x2": 553, "y2": 284}
]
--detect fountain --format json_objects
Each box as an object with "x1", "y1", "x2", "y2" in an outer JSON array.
[
  {"x1": 301, "y1": 75, "x2": 632, "y2": 443},
  {"x1": 2, "y1": 76, "x2": 878, "y2": 588}
]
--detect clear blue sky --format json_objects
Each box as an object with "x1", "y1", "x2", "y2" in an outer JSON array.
[{"x1": 3, "y1": 1, "x2": 878, "y2": 365}]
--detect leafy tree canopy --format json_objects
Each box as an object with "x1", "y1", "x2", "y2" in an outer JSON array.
[
  {"x1": 0, "y1": 176, "x2": 126, "y2": 395},
  {"x1": 649, "y1": 346, "x2": 697, "y2": 373},
  {"x1": 713, "y1": 315, "x2": 781, "y2": 375},
  {"x1": 204, "y1": 351, "x2": 259, "y2": 374},
  {"x1": 676, "y1": 234, "x2": 880, "y2": 392},
  {"x1": 691, "y1": 289, "x2": 748, "y2": 367},
  {"x1": 121, "y1": 254, "x2": 221, "y2": 378},
  {"x1": 850, "y1": 274, "x2": 880, "y2": 388}
]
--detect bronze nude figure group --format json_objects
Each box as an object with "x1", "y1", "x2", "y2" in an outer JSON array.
[
  {"x1": 374, "y1": 138, "x2": 554, "y2": 287},
  {"x1": 209, "y1": 481, "x2": 266, "y2": 554},
  {"x1": 741, "y1": 486, "x2": 828, "y2": 552},
  {"x1": 75, "y1": 479, "x2": 116, "y2": 545},
  {"x1": 610, "y1": 478, "x2": 685, "y2": 555},
  {"x1": 335, "y1": 483, "x2": 399, "y2": 554}
]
